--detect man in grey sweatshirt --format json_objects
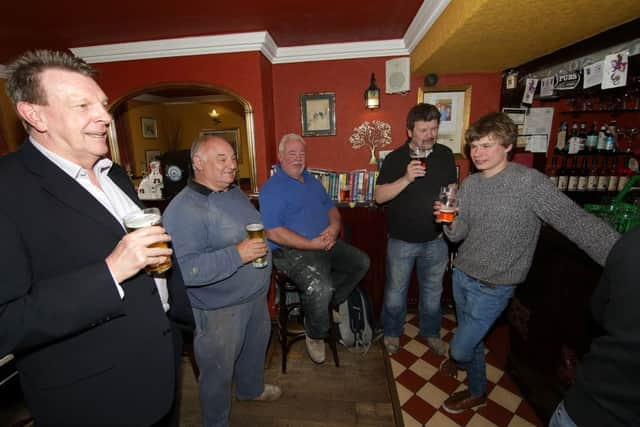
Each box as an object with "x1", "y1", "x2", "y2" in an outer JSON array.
[{"x1": 434, "y1": 112, "x2": 619, "y2": 414}]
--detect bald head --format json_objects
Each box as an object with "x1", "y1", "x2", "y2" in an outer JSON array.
[{"x1": 191, "y1": 136, "x2": 238, "y2": 191}]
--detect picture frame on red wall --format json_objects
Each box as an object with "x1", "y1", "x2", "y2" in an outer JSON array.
[
  {"x1": 418, "y1": 86, "x2": 471, "y2": 156},
  {"x1": 300, "y1": 92, "x2": 336, "y2": 137}
]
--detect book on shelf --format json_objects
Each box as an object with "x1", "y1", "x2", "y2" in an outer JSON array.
[
  {"x1": 307, "y1": 167, "x2": 379, "y2": 203},
  {"x1": 270, "y1": 165, "x2": 378, "y2": 203}
]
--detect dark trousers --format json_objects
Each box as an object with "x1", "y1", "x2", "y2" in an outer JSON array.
[{"x1": 273, "y1": 240, "x2": 370, "y2": 338}]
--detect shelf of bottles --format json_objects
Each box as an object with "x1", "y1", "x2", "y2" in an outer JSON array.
[{"x1": 546, "y1": 118, "x2": 637, "y2": 204}]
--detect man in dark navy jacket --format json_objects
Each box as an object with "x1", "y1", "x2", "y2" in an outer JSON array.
[{"x1": 0, "y1": 50, "x2": 193, "y2": 426}]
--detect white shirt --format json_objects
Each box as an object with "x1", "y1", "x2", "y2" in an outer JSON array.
[{"x1": 30, "y1": 138, "x2": 170, "y2": 312}]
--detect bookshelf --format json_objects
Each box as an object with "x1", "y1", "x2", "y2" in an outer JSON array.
[{"x1": 269, "y1": 166, "x2": 379, "y2": 203}]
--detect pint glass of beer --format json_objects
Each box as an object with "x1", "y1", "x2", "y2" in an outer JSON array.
[
  {"x1": 437, "y1": 184, "x2": 458, "y2": 223},
  {"x1": 246, "y1": 223, "x2": 268, "y2": 268},
  {"x1": 409, "y1": 146, "x2": 427, "y2": 173},
  {"x1": 340, "y1": 185, "x2": 351, "y2": 202},
  {"x1": 122, "y1": 207, "x2": 172, "y2": 275}
]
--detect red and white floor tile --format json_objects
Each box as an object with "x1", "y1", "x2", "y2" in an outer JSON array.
[{"x1": 390, "y1": 313, "x2": 542, "y2": 427}]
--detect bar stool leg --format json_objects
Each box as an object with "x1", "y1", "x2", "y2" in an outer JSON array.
[
  {"x1": 328, "y1": 304, "x2": 340, "y2": 367},
  {"x1": 278, "y1": 280, "x2": 289, "y2": 373}
]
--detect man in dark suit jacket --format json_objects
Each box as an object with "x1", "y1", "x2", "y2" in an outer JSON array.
[{"x1": 0, "y1": 50, "x2": 194, "y2": 426}]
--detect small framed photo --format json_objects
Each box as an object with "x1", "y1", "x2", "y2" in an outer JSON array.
[
  {"x1": 199, "y1": 128, "x2": 242, "y2": 162},
  {"x1": 418, "y1": 86, "x2": 471, "y2": 155},
  {"x1": 141, "y1": 117, "x2": 158, "y2": 139},
  {"x1": 300, "y1": 92, "x2": 336, "y2": 136},
  {"x1": 145, "y1": 149, "x2": 162, "y2": 166}
]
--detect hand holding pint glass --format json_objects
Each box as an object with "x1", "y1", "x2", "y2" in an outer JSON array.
[
  {"x1": 246, "y1": 223, "x2": 269, "y2": 268},
  {"x1": 122, "y1": 207, "x2": 172, "y2": 274},
  {"x1": 436, "y1": 184, "x2": 458, "y2": 223},
  {"x1": 409, "y1": 146, "x2": 428, "y2": 173}
]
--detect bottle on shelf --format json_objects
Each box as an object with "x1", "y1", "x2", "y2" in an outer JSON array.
[
  {"x1": 596, "y1": 158, "x2": 609, "y2": 191},
  {"x1": 547, "y1": 157, "x2": 559, "y2": 187},
  {"x1": 617, "y1": 157, "x2": 633, "y2": 192},
  {"x1": 587, "y1": 157, "x2": 599, "y2": 191},
  {"x1": 605, "y1": 121, "x2": 617, "y2": 154},
  {"x1": 585, "y1": 121, "x2": 598, "y2": 153},
  {"x1": 557, "y1": 157, "x2": 569, "y2": 191},
  {"x1": 607, "y1": 157, "x2": 619, "y2": 192},
  {"x1": 568, "y1": 122, "x2": 580, "y2": 155},
  {"x1": 567, "y1": 158, "x2": 579, "y2": 192},
  {"x1": 555, "y1": 122, "x2": 568, "y2": 154},
  {"x1": 578, "y1": 122, "x2": 587, "y2": 153},
  {"x1": 577, "y1": 158, "x2": 589, "y2": 192},
  {"x1": 597, "y1": 124, "x2": 608, "y2": 154}
]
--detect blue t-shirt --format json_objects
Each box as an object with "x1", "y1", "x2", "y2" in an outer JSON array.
[{"x1": 259, "y1": 167, "x2": 334, "y2": 249}]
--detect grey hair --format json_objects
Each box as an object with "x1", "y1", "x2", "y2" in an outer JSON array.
[
  {"x1": 278, "y1": 133, "x2": 306, "y2": 155},
  {"x1": 5, "y1": 49, "x2": 96, "y2": 107}
]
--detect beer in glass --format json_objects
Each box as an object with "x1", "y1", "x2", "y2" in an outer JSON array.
[
  {"x1": 123, "y1": 207, "x2": 172, "y2": 274},
  {"x1": 340, "y1": 185, "x2": 351, "y2": 202},
  {"x1": 410, "y1": 146, "x2": 427, "y2": 173},
  {"x1": 437, "y1": 184, "x2": 458, "y2": 223},
  {"x1": 246, "y1": 223, "x2": 268, "y2": 268}
]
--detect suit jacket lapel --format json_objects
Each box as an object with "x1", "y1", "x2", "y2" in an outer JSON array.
[
  {"x1": 108, "y1": 166, "x2": 144, "y2": 209},
  {"x1": 21, "y1": 141, "x2": 128, "y2": 238}
]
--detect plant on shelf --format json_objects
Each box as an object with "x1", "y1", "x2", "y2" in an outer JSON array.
[{"x1": 348, "y1": 120, "x2": 392, "y2": 165}]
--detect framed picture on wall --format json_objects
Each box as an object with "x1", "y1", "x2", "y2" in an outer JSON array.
[
  {"x1": 145, "y1": 149, "x2": 162, "y2": 167},
  {"x1": 418, "y1": 86, "x2": 471, "y2": 155},
  {"x1": 141, "y1": 117, "x2": 158, "y2": 139},
  {"x1": 199, "y1": 128, "x2": 242, "y2": 162},
  {"x1": 300, "y1": 92, "x2": 336, "y2": 136}
]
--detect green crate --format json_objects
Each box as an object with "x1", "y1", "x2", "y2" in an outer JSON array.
[{"x1": 584, "y1": 202, "x2": 640, "y2": 233}]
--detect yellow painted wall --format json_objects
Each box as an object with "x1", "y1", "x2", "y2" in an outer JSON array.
[
  {"x1": 125, "y1": 100, "x2": 170, "y2": 176},
  {"x1": 163, "y1": 101, "x2": 249, "y2": 178},
  {"x1": 121, "y1": 100, "x2": 248, "y2": 179}
]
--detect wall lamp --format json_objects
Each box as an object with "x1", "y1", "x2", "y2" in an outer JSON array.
[
  {"x1": 364, "y1": 73, "x2": 380, "y2": 109},
  {"x1": 208, "y1": 108, "x2": 222, "y2": 124}
]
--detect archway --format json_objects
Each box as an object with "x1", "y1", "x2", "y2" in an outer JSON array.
[{"x1": 107, "y1": 82, "x2": 258, "y2": 193}]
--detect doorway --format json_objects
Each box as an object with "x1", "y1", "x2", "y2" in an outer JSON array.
[{"x1": 107, "y1": 83, "x2": 257, "y2": 194}]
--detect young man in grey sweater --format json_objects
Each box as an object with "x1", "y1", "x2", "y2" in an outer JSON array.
[{"x1": 434, "y1": 112, "x2": 619, "y2": 414}]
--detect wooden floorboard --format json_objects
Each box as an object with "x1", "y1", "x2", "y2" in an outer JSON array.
[
  {"x1": 2, "y1": 328, "x2": 398, "y2": 427},
  {"x1": 179, "y1": 329, "x2": 398, "y2": 427}
]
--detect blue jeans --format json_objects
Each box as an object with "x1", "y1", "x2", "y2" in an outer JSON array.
[
  {"x1": 382, "y1": 237, "x2": 448, "y2": 338},
  {"x1": 548, "y1": 401, "x2": 578, "y2": 427},
  {"x1": 450, "y1": 269, "x2": 515, "y2": 396},
  {"x1": 272, "y1": 239, "x2": 370, "y2": 339},
  {"x1": 192, "y1": 294, "x2": 271, "y2": 427}
]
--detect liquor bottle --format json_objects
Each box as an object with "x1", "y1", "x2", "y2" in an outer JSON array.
[
  {"x1": 607, "y1": 157, "x2": 619, "y2": 192},
  {"x1": 557, "y1": 157, "x2": 569, "y2": 191},
  {"x1": 585, "y1": 121, "x2": 598, "y2": 153},
  {"x1": 577, "y1": 158, "x2": 589, "y2": 192},
  {"x1": 567, "y1": 122, "x2": 580, "y2": 155},
  {"x1": 617, "y1": 157, "x2": 633, "y2": 192},
  {"x1": 587, "y1": 158, "x2": 599, "y2": 191},
  {"x1": 578, "y1": 122, "x2": 587, "y2": 154},
  {"x1": 547, "y1": 157, "x2": 559, "y2": 187},
  {"x1": 597, "y1": 124, "x2": 608, "y2": 153},
  {"x1": 596, "y1": 159, "x2": 609, "y2": 191},
  {"x1": 555, "y1": 122, "x2": 568, "y2": 154},
  {"x1": 605, "y1": 121, "x2": 617, "y2": 154},
  {"x1": 567, "y1": 158, "x2": 579, "y2": 192}
]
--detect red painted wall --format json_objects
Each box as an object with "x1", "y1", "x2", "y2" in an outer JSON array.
[
  {"x1": 91, "y1": 52, "x2": 501, "y2": 185},
  {"x1": 94, "y1": 52, "x2": 276, "y2": 185},
  {"x1": 272, "y1": 61, "x2": 501, "y2": 180}
]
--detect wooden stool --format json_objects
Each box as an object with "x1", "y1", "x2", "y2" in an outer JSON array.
[{"x1": 273, "y1": 269, "x2": 340, "y2": 373}]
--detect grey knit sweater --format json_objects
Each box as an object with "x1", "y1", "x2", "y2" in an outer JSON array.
[{"x1": 444, "y1": 163, "x2": 620, "y2": 285}]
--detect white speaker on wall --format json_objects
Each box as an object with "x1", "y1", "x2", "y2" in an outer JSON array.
[{"x1": 385, "y1": 57, "x2": 410, "y2": 94}]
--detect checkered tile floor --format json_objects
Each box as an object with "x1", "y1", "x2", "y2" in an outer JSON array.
[{"x1": 390, "y1": 313, "x2": 542, "y2": 427}]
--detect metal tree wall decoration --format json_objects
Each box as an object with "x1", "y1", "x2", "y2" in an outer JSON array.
[{"x1": 348, "y1": 120, "x2": 392, "y2": 165}]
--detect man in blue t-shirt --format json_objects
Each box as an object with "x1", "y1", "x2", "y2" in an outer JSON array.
[{"x1": 260, "y1": 133, "x2": 370, "y2": 364}]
